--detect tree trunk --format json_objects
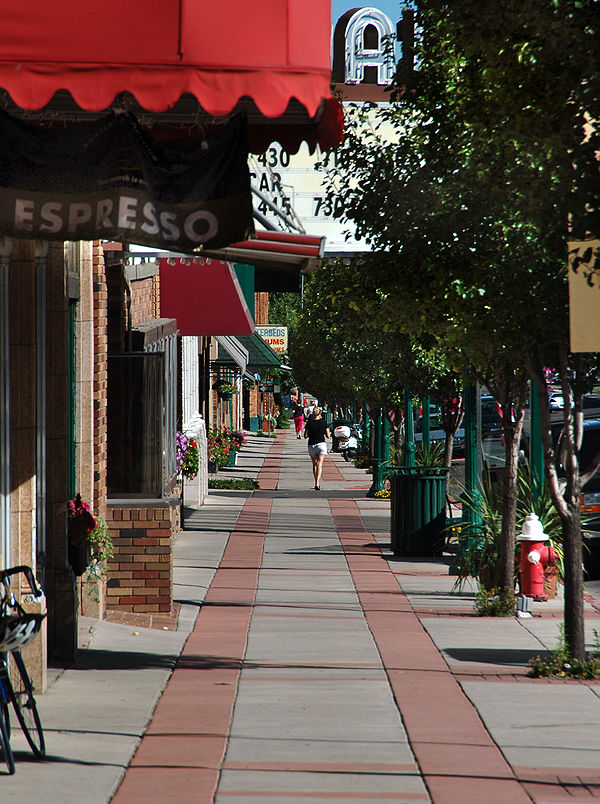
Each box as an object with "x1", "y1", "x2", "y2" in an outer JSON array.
[
  {"x1": 563, "y1": 505, "x2": 586, "y2": 660},
  {"x1": 443, "y1": 433, "x2": 454, "y2": 469},
  {"x1": 526, "y1": 352, "x2": 587, "y2": 662},
  {"x1": 394, "y1": 406, "x2": 404, "y2": 463},
  {"x1": 498, "y1": 408, "x2": 524, "y2": 591}
]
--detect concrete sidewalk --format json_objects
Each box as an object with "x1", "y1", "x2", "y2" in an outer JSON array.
[{"x1": 3, "y1": 430, "x2": 600, "y2": 802}]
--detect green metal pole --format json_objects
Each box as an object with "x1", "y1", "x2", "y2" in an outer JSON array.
[
  {"x1": 422, "y1": 395, "x2": 431, "y2": 451},
  {"x1": 404, "y1": 391, "x2": 415, "y2": 467},
  {"x1": 529, "y1": 380, "x2": 544, "y2": 496},
  {"x1": 367, "y1": 409, "x2": 384, "y2": 496}
]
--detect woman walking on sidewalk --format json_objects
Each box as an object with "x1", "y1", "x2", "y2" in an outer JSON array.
[
  {"x1": 303, "y1": 406, "x2": 330, "y2": 490},
  {"x1": 292, "y1": 401, "x2": 305, "y2": 439}
]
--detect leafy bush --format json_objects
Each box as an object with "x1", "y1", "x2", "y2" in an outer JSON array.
[
  {"x1": 475, "y1": 586, "x2": 516, "y2": 616},
  {"x1": 529, "y1": 625, "x2": 600, "y2": 679},
  {"x1": 415, "y1": 440, "x2": 445, "y2": 467},
  {"x1": 208, "y1": 478, "x2": 259, "y2": 490},
  {"x1": 353, "y1": 448, "x2": 373, "y2": 470}
]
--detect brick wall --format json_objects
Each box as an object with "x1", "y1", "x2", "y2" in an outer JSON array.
[
  {"x1": 105, "y1": 503, "x2": 177, "y2": 614},
  {"x1": 255, "y1": 292, "x2": 269, "y2": 325},
  {"x1": 130, "y1": 277, "x2": 157, "y2": 325}
]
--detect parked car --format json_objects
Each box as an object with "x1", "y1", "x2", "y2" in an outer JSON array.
[
  {"x1": 481, "y1": 395, "x2": 502, "y2": 433},
  {"x1": 557, "y1": 418, "x2": 600, "y2": 579},
  {"x1": 548, "y1": 393, "x2": 564, "y2": 409},
  {"x1": 415, "y1": 415, "x2": 465, "y2": 457}
]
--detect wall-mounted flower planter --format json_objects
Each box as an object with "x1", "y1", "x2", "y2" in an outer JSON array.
[{"x1": 68, "y1": 541, "x2": 91, "y2": 576}]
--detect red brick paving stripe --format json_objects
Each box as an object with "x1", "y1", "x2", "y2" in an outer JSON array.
[
  {"x1": 114, "y1": 768, "x2": 221, "y2": 804},
  {"x1": 257, "y1": 433, "x2": 285, "y2": 489},
  {"x1": 322, "y1": 452, "x2": 345, "y2": 481},
  {"x1": 329, "y1": 498, "x2": 531, "y2": 804},
  {"x1": 112, "y1": 495, "x2": 273, "y2": 804}
]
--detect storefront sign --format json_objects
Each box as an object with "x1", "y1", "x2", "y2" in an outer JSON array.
[
  {"x1": 256, "y1": 325, "x2": 288, "y2": 353},
  {"x1": 0, "y1": 111, "x2": 253, "y2": 252}
]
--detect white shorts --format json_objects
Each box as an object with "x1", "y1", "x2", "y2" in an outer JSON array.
[{"x1": 308, "y1": 442, "x2": 328, "y2": 457}]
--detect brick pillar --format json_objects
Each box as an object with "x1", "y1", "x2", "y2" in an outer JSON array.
[{"x1": 105, "y1": 502, "x2": 175, "y2": 614}]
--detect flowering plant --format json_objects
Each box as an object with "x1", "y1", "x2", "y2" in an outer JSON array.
[
  {"x1": 182, "y1": 439, "x2": 199, "y2": 478},
  {"x1": 216, "y1": 381, "x2": 238, "y2": 394},
  {"x1": 221, "y1": 427, "x2": 246, "y2": 451},
  {"x1": 68, "y1": 494, "x2": 96, "y2": 546},
  {"x1": 176, "y1": 432, "x2": 189, "y2": 472},
  {"x1": 67, "y1": 495, "x2": 113, "y2": 579},
  {"x1": 208, "y1": 429, "x2": 231, "y2": 467},
  {"x1": 176, "y1": 432, "x2": 200, "y2": 479},
  {"x1": 374, "y1": 488, "x2": 391, "y2": 498}
]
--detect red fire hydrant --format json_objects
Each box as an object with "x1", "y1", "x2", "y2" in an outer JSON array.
[{"x1": 517, "y1": 512, "x2": 556, "y2": 602}]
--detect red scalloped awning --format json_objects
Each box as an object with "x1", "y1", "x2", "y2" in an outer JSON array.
[{"x1": 0, "y1": 0, "x2": 343, "y2": 151}]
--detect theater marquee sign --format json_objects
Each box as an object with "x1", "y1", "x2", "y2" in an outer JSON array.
[{"x1": 0, "y1": 111, "x2": 253, "y2": 252}]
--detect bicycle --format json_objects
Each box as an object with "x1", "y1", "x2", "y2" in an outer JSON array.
[{"x1": 0, "y1": 565, "x2": 46, "y2": 774}]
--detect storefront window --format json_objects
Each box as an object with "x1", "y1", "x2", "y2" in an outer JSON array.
[{"x1": 107, "y1": 353, "x2": 164, "y2": 498}]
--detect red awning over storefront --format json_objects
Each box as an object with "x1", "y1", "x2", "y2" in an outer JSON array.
[
  {"x1": 203, "y1": 230, "x2": 325, "y2": 274},
  {"x1": 159, "y1": 257, "x2": 254, "y2": 336},
  {"x1": 0, "y1": 0, "x2": 343, "y2": 152}
]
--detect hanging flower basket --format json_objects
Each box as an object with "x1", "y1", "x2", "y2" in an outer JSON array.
[
  {"x1": 216, "y1": 382, "x2": 238, "y2": 401},
  {"x1": 67, "y1": 494, "x2": 102, "y2": 577},
  {"x1": 69, "y1": 540, "x2": 92, "y2": 577}
]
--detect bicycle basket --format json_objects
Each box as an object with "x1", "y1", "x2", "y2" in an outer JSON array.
[{"x1": 0, "y1": 613, "x2": 45, "y2": 652}]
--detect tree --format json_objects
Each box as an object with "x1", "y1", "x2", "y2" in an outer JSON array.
[
  {"x1": 292, "y1": 257, "x2": 465, "y2": 465},
  {"x1": 321, "y1": 0, "x2": 600, "y2": 658}
]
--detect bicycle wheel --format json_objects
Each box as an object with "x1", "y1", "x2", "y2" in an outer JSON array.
[
  {"x1": 10, "y1": 652, "x2": 45, "y2": 758},
  {"x1": 0, "y1": 701, "x2": 15, "y2": 774},
  {"x1": 1, "y1": 697, "x2": 9, "y2": 737}
]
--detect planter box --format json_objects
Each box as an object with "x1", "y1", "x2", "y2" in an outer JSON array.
[
  {"x1": 208, "y1": 460, "x2": 219, "y2": 474},
  {"x1": 227, "y1": 450, "x2": 238, "y2": 467}
]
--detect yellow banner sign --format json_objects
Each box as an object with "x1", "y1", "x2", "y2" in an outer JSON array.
[{"x1": 568, "y1": 240, "x2": 600, "y2": 353}]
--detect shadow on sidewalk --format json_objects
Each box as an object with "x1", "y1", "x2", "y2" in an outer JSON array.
[
  {"x1": 72, "y1": 649, "x2": 178, "y2": 671},
  {"x1": 445, "y1": 647, "x2": 549, "y2": 666},
  {"x1": 253, "y1": 489, "x2": 368, "y2": 499}
]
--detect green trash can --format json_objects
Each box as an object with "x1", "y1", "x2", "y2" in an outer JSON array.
[{"x1": 390, "y1": 466, "x2": 450, "y2": 556}]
